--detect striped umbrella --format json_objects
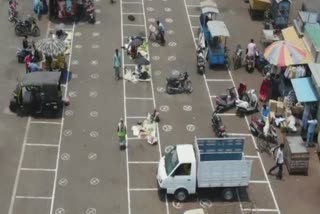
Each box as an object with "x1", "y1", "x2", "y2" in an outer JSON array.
[
  {"x1": 263, "y1": 40, "x2": 307, "y2": 66},
  {"x1": 36, "y1": 37, "x2": 66, "y2": 56}
]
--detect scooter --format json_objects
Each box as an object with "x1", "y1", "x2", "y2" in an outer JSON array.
[
  {"x1": 166, "y1": 71, "x2": 193, "y2": 94},
  {"x1": 14, "y1": 16, "x2": 40, "y2": 37},
  {"x1": 233, "y1": 44, "x2": 243, "y2": 70},
  {"x1": 85, "y1": 0, "x2": 96, "y2": 24},
  {"x1": 215, "y1": 87, "x2": 237, "y2": 113},
  {"x1": 211, "y1": 112, "x2": 228, "y2": 138},
  {"x1": 196, "y1": 45, "x2": 206, "y2": 74},
  {"x1": 236, "y1": 89, "x2": 259, "y2": 116}
]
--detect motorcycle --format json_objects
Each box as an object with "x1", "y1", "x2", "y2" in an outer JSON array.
[
  {"x1": 85, "y1": 0, "x2": 96, "y2": 24},
  {"x1": 148, "y1": 24, "x2": 165, "y2": 45},
  {"x1": 215, "y1": 87, "x2": 237, "y2": 113},
  {"x1": 246, "y1": 55, "x2": 255, "y2": 73},
  {"x1": 14, "y1": 16, "x2": 40, "y2": 37},
  {"x1": 236, "y1": 89, "x2": 259, "y2": 116},
  {"x1": 166, "y1": 71, "x2": 193, "y2": 94},
  {"x1": 255, "y1": 51, "x2": 272, "y2": 76},
  {"x1": 211, "y1": 112, "x2": 228, "y2": 138},
  {"x1": 196, "y1": 46, "x2": 206, "y2": 74},
  {"x1": 233, "y1": 44, "x2": 243, "y2": 70}
]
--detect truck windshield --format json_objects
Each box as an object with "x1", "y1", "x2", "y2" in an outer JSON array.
[{"x1": 164, "y1": 146, "x2": 179, "y2": 175}]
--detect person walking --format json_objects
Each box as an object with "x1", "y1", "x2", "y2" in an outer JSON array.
[
  {"x1": 307, "y1": 119, "x2": 318, "y2": 147},
  {"x1": 117, "y1": 118, "x2": 127, "y2": 150},
  {"x1": 113, "y1": 49, "x2": 122, "y2": 80},
  {"x1": 268, "y1": 143, "x2": 284, "y2": 180}
]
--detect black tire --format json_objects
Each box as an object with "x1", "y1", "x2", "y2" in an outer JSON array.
[
  {"x1": 14, "y1": 25, "x2": 24, "y2": 36},
  {"x1": 174, "y1": 189, "x2": 188, "y2": 202},
  {"x1": 185, "y1": 81, "x2": 193, "y2": 94},
  {"x1": 215, "y1": 106, "x2": 223, "y2": 113},
  {"x1": 9, "y1": 100, "x2": 18, "y2": 113},
  {"x1": 222, "y1": 188, "x2": 234, "y2": 201},
  {"x1": 166, "y1": 84, "x2": 174, "y2": 95},
  {"x1": 32, "y1": 26, "x2": 40, "y2": 37}
]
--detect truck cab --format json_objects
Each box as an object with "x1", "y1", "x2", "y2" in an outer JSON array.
[{"x1": 157, "y1": 145, "x2": 197, "y2": 201}]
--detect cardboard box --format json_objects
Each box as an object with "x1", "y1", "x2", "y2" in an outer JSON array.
[
  {"x1": 269, "y1": 111, "x2": 276, "y2": 120},
  {"x1": 276, "y1": 102, "x2": 284, "y2": 116},
  {"x1": 280, "y1": 122, "x2": 287, "y2": 133},
  {"x1": 269, "y1": 100, "x2": 278, "y2": 112}
]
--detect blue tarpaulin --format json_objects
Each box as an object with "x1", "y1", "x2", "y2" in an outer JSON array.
[{"x1": 291, "y1": 77, "x2": 319, "y2": 102}]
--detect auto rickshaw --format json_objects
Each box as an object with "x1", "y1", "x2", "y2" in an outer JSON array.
[
  {"x1": 248, "y1": 0, "x2": 271, "y2": 19},
  {"x1": 9, "y1": 71, "x2": 64, "y2": 116},
  {"x1": 205, "y1": 20, "x2": 230, "y2": 68},
  {"x1": 199, "y1": 0, "x2": 219, "y2": 42}
]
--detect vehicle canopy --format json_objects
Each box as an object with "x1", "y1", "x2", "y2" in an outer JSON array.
[
  {"x1": 207, "y1": 21, "x2": 230, "y2": 38},
  {"x1": 200, "y1": 0, "x2": 219, "y2": 14},
  {"x1": 21, "y1": 71, "x2": 61, "y2": 87}
]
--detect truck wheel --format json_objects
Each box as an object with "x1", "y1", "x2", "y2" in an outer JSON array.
[
  {"x1": 174, "y1": 189, "x2": 188, "y2": 202},
  {"x1": 222, "y1": 188, "x2": 234, "y2": 201}
]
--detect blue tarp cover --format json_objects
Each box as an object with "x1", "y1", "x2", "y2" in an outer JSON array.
[{"x1": 291, "y1": 77, "x2": 319, "y2": 102}]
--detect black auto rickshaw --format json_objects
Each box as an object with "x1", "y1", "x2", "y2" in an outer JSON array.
[{"x1": 9, "y1": 71, "x2": 64, "y2": 116}]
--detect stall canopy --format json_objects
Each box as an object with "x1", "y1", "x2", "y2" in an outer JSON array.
[
  {"x1": 291, "y1": 77, "x2": 319, "y2": 102},
  {"x1": 207, "y1": 21, "x2": 230, "y2": 37}
]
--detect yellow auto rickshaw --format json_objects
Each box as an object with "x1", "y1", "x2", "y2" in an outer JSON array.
[{"x1": 249, "y1": 0, "x2": 271, "y2": 19}]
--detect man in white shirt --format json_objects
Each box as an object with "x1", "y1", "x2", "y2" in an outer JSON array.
[
  {"x1": 246, "y1": 39, "x2": 257, "y2": 58},
  {"x1": 268, "y1": 144, "x2": 284, "y2": 180}
]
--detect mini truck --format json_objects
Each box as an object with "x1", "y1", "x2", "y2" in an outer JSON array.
[{"x1": 156, "y1": 137, "x2": 252, "y2": 201}]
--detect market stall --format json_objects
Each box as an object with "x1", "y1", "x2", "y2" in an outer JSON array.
[{"x1": 131, "y1": 113, "x2": 159, "y2": 145}]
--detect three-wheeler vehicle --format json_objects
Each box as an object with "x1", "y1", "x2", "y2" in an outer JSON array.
[
  {"x1": 248, "y1": 0, "x2": 271, "y2": 19},
  {"x1": 9, "y1": 71, "x2": 64, "y2": 116},
  {"x1": 205, "y1": 20, "x2": 230, "y2": 68},
  {"x1": 156, "y1": 137, "x2": 252, "y2": 202},
  {"x1": 199, "y1": 0, "x2": 219, "y2": 42}
]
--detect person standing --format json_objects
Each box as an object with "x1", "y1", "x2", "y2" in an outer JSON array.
[
  {"x1": 156, "y1": 20, "x2": 165, "y2": 43},
  {"x1": 307, "y1": 119, "x2": 318, "y2": 147},
  {"x1": 117, "y1": 118, "x2": 127, "y2": 150},
  {"x1": 113, "y1": 49, "x2": 122, "y2": 80},
  {"x1": 45, "y1": 54, "x2": 53, "y2": 71},
  {"x1": 268, "y1": 143, "x2": 284, "y2": 180},
  {"x1": 76, "y1": 0, "x2": 84, "y2": 23}
]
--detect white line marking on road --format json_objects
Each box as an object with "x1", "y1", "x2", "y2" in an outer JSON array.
[
  {"x1": 186, "y1": 124, "x2": 196, "y2": 132},
  {"x1": 21, "y1": 168, "x2": 56, "y2": 172},
  {"x1": 68, "y1": 91, "x2": 77, "y2": 97},
  {"x1": 168, "y1": 56, "x2": 176, "y2": 61},
  {"x1": 167, "y1": 30, "x2": 174, "y2": 35},
  {"x1": 50, "y1": 23, "x2": 75, "y2": 214},
  {"x1": 244, "y1": 155, "x2": 259, "y2": 159},
  {"x1": 71, "y1": 60, "x2": 79, "y2": 65},
  {"x1": 65, "y1": 110, "x2": 74, "y2": 117},
  {"x1": 123, "y1": 24, "x2": 145, "y2": 27},
  {"x1": 86, "y1": 208, "x2": 96, "y2": 214},
  {"x1": 88, "y1": 153, "x2": 97, "y2": 160},
  {"x1": 168, "y1": 42, "x2": 177, "y2": 47},
  {"x1": 228, "y1": 133, "x2": 252, "y2": 137},
  {"x1": 172, "y1": 201, "x2": 183, "y2": 209},
  {"x1": 186, "y1": 5, "x2": 200, "y2": 7},
  {"x1": 152, "y1": 55, "x2": 160, "y2": 60},
  {"x1": 127, "y1": 137, "x2": 140, "y2": 140},
  {"x1": 16, "y1": 196, "x2": 52, "y2": 199},
  {"x1": 199, "y1": 199, "x2": 212, "y2": 208},
  {"x1": 154, "y1": 70, "x2": 161, "y2": 76},
  {"x1": 95, "y1": 9, "x2": 101, "y2": 13},
  {"x1": 129, "y1": 188, "x2": 158, "y2": 191},
  {"x1": 30, "y1": 121, "x2": 61, "y2": 125},
  {"x1": 90, "y1": 73, "x2": 100, "y2": 79},
  {"x1": 148, "y1": 18, "x2": 156, "y2": 22},
  {"x1": 216, "y1": 113, "x2": 236, "y2": 116},
  {"x1": 152, "y1": 42, "x2": 160, "y2": 47},
  {"x1": 123, "y1": 12, "x2": 144, "y2": 15},
  {"x1": 90, "y1": 178, "x2": 100, "y2": 185},
  {"x1": 126, "y1": 116, "x2": 147, "y2": 119},
  {"x1": 157, "y1": 87, "x2": 165, "y2": 93},
  {"x1": 126, "y1": 97, "x2": 153, "y2": 100},
  {"x1": 123, "y1": 63, "x2": 137, "y2": 66},
  {"x1": 55, "y1": 208, "x2": 65, "y2": 214},
  {"x1": 159, "y1": 105, "x2": 170, "y2": 112},
  {"x1": 90, "y1": 111, "x2": 99, "y2": 117},
  {"x1": 63, "y1": 129, "x2": 72, "y2": 136},
  {"x1": 90, "y1": 60, "x2": 99, "y2": 65},
  {"x1": 92, "y1": 32, "x2": 100, "y2": 37},
  {"x1": 89, "y1": 91, "x2": 98, "y2": 98},
  {"x1": 58, "y1": 178, "x2": 68, "y2": 186},
  {"x1": 146, "y1": 7, "x2": 154, "y2": 11},
  {"x1": 165, "y1": 18, "x2": 173, "y2": 23},
  {"x1": 192, "y1": 26, "x2": 199, "y2": 28},
  {"x1": 206, "y1": 79, "x2": 232, "y2": 82},
  {"x1": 162, "y1": 125, "x2": 172, "y2": 132},
  {"x1": 210, "y1": 95, "x2": 217, "y2": 98},
  {"x1": 61, "y1": 153, "x2": 70, "y2": 161},
  {"x1": 250, "y1": 180, "x2": 269, "y2": 184},
  {"x1": 74, "y1": 32, "x2": 82, "y2": 37},
  {"x1": 122, "y1": 1, "x2": 142, "y2": 4},
  {"x1": 189, "y1": 14, "x2": 199, "y2": 17},
  {"x1": 75, "y1": 44, "x2": 82, "y2": 49},
  {"x1": 95, "y1": 20, "x2": 101, "y2": 25},
  {"x1": 242, "y1": 208, "x2": 279, "y2": 212},
  {"x1": 183, "y1": 105, "x2": 192, "y2": 111},
  {"x1": 91, "y1": 44, "x2": 100, "y2": 48},
  {"x1": 128, "y1": 161, "x2": 159, "y2": 164},
  {"x1": 90, "y1": 131, "x2": 99, "y2": 138},
  {"x1": 26, "y1": 143, "x2": 59, "y2": 147},
  {"x1": 164, "y1": 8, "x2": 172, "y2": 12}
]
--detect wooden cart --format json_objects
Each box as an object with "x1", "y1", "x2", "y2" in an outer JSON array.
[{"x1": 249, "y1": 0, "x2": 271, "y2": 19}]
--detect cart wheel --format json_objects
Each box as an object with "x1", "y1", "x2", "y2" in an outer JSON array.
[{"x1": 222, "y1": 188, "x2": 234, "y2": 201}]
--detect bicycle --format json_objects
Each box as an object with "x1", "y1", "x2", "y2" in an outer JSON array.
[{"x1": 257, "y1": 131, "x2": 278, "y2": 157}]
